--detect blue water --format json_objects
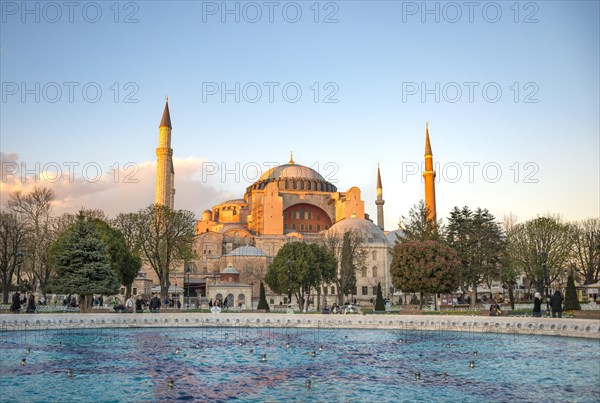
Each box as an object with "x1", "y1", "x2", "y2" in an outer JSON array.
[{"x1": 1, "y1": 326, "x2": 599, "y2": 402}]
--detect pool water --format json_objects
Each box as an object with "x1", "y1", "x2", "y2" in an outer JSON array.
[{"x1": 1, "y1": 326, "x2": 599, "y2": 402}]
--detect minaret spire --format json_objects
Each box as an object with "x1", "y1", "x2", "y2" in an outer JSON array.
[
  {"x1": 375, "y1": 163, "x2": 385, "y2": 230},
  {"x1": 423, "y1": 122, "x2": 437, "y2": 224},
  {"x1": 155, "y1": 98, "x2": 175, "y2": 209},
  {"x1": 289, "y1": 150, "x2": 295, "y2": 165}
]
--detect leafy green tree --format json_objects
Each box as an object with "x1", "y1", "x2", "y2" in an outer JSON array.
[
  {"x1": 398, "y1": 200, "x2": 441, "y2": 242},
  {"x1": 391, "y1": 240, "x2": 461, "y2": 309},
  {"x1": 48, "y1": 212, "x2": 119, "y2": 312},
  {"x1": 446, "y1": 207, "x2": 506, "y2": 307},
  {"x1": 265, "y1": 241, "x2": 336, "y2": 311},
  {"x1": 563, "y1": 273, "x2": 581, "y2": 311},
  {"x1": 257, "y1": 281, "x2": 269, "y2": 311},
  {"x1": 374, "y1": 282, "x2": 385, "y2": 311},
  {"x1": 93, "y1": 219, "x2": 141, "y2": 298},
  {"x1": 136, "y1": 204, "x2": 196, "y2": 300},
  {"x1": 507, "y1": 216, "x2": 572, "y2": 293}
]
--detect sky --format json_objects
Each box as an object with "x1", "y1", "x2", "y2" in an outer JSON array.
[{"x1": 1, "y1": 0, "x2": 599, "y2": 228}]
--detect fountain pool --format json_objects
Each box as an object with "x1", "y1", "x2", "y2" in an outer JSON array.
[{"x1": 1, "y1": 326, "x2": 598, "y2": 402}]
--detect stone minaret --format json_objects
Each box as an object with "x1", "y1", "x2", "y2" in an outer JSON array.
[
  {"x1": 423, "y1": 122, "x2": 437, "y2": 223},
  {"x1": 375, "y1": 164, "x2": 385, "y2": 230},
  {"x1": 155, "y1": 98, "x2": 175, "y2": 209}
]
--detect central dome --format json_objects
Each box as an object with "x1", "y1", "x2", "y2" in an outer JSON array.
[
  {"x1": 258, "y1": 163, "x2": 326, "y2": 182},
  {"x1": 246, "y1": 154, "x2": 338, "y2": 194}
]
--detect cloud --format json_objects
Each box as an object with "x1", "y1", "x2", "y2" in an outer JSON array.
[{"x1": 0, "y1": 152, "x2": 233, "y2": 218}]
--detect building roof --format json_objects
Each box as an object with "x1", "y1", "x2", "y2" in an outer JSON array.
[
  {"x1": 216, "y1": 199, "x2": 247, "y2": 207},
  {"x1": 160, "y1": 99, "x2": 172, "y2": 128},
  {"x1": 222, "y1": 265, "x2": 239, "y2": 274},
  {"x1": 258, "y1": 163, "x2": 326, "y2": 182},
  {"x1": 226, "y1": 245, "x2": 267, "y2": 257},
  {"x1": 385, "y1": 229, "x2": 404, "y2": 244},
  {"x1": 328, "y1": 217, "x2": 390, "y2": 245}
]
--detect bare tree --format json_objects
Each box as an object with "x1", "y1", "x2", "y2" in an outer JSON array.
[
  {"x1": 571, "y1": 218, "x2": 600, "y2": 285},
  {"x1": 321, "y1": 230, "x2": 366, "y2": 305},
  {"x1": 136, "y1": 204, "x2": 196, "y2": 299},
  {"x1": 0, "y1": 211, "x2": 29, "y2": 303},
  {"x1": 7, "y1": 187, "x2": 56, "y2": 295}
]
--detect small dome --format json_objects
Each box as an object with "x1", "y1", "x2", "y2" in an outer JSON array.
[
  {"x1": 226, "y1": 245, "x2": 266, "y2": 257},
  {"x1": 385, "y1": 229, "x2": 404, "y2": 244},
  {"x1": 328, "y1": 218, "x2": 390, "y2": 245},
  {"x1": 222, "y1": 262, "x2": 239, "y2": 274}
]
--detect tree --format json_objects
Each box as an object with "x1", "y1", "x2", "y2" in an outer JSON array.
[
  {"x1": 507, "y1": 216, "x2": 572, "y2": 294},
  {"x1": 7, "y1": 186, "x2": 55, "y2": 295},
  {"x1": 398, "y1": 200, "x2": 441, "y2": 242},
  {"x1": 446, "y1": 207, "x2": 506, "y2": 307},
  {"x1": 374, "y1": 282, "x2": 385, "y2": 311},
  {"x1": 136, "y1": 204, "x2": 196, "y2": 299},
  {"x1": 500, "y1": 213, "x2": 520, "y2": 310},
  {"x1": 265, "y1": 241, "x2": 336, "y2": 311},
  {"x1": 321, "y1": 231, "x2": 366, "y2": 305},
  {"x1": 310, "y1": 243, "x2": 337, "y2": 310},
  {"x1": 93, "y1": 219, "x2": 141, "y2": 298},
  {"x1": 48, "y1": 212, "x2": 119, "y2": 312},
  {"x1": 563, "y1": 273, "x2": 581, "y2": 311},
  {"x1": 391, "y1": 240, "x2": 461, "y2": 309},
  {"x1": 0, "y1": 211, "x2": 28, "y2": 303},
  {"x1": 571, "y1": 218, "x2": 600, "y2": 285},
  {"x1": 257, "y1": 282, "x2": 269, "y2": 311}
]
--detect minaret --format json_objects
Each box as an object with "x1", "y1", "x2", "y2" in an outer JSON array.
[
  {"x1": 155, "y1": 98, "x2": 175, "y2": 209},
  {"x1": 423, "y1": 122, "x2": 437, "y2": 223},
  {"x1": 375, "y1": 164, "x2": 385, "y2": 230}
]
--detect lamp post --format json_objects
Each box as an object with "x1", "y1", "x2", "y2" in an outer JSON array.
[
  {"x1": 185, "y1": 265, "x2": 191, "y2": 309},
  {"x1": 540, "y1": 250, "x2": 549, "y2": 314},
  {"x1": 16, "y1": 251, "x2": 24, "y2": 290},
  {"x1": 286, "y1": 260, "x2": 292, "y2": 308}
]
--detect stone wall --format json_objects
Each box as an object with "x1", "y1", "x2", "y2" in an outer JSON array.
[{"x1": 1, "y1": 313, "x2": 598, "y2": 339}]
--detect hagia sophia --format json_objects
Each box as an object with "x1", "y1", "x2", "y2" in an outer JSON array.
[{"x1": 134, "y1": 100, "x2": 438, "y2": 309}]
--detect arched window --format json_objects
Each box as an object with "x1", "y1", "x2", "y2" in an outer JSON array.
[
  {"x1": 300, "y1": 224, "x2": 305, "y2": 231},
  {"x1": 361, "y1": 267, "x2": 367, "y2": 277},
  {"x1": 228, "y1": 276, "x2": 233, "y2": 282},
  {"x1": 372, "y1": 266, "x2": 378, "y2": 278},
  {"x1": 226, "y1": 293, "x2": 234, "y2": 307},
  {"x1": 372, "y1": 251, "x2": 377, "y2": 260}
]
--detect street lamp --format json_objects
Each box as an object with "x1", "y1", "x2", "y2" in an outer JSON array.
[
  {"x1": 185, "y1": 264, "x2": 191, "y2": 309},
  {"x1": 539, "y1": 250, "x2": 549, "y2": 314},
  {"x1": 286, "y1": 259, "x2": 292, "y2": 308},
  {"x1": 16, "y1": 251, "x2": 24, "y2": 290}
]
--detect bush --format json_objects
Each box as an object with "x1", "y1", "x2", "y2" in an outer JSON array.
[
  {"x1": 257, "y1": 282, "x2": 270, "y2": 312},
  {"x1": 375, "y1": 282, "x2": 385, "y2": 311},
  {"x1": 563, "y1": 273, "x2": 581, "y2": 311}
]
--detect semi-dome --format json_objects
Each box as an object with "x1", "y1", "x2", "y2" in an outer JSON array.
[
  {"x1": 328, "y1": 217, "x2": 390, "y2": 244},
  {"x1": 225, "y1": 245, "x2": 267, "y2": 257}
]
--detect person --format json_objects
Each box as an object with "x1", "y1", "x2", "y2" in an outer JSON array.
[
  {"x1": 125, "y1": 296, "x2": 134, "y2": 313},
  {"x1": 135, "y1": 295, "x2": 144, "y2": 313},
  {"x1": 331, "y1": 303, "x2": 339, "y2": 314},
  {"x1": 26, "y1": 292, "x2": 36, "y2": 313},
  {"x1": 550, "y1": 290, "x2": 564, "y2": 318},
  {"x1": 10, "y1": 291, "x2": 21, "y2": 313},
  {"x1": 99, "y1": 295, "x2": 104, "y2": 307},
  {"x1": 490, "y1": 300, "x2": 500, "y2": 316},
  {"x1": 150, "y1": 293, "x2": 161, "y2": 313},
  {"x1": 532, "y1": 292, "x2": 542, "y2": 317},
  {"x1": 209, "y1": 298, "x2": 213, "y2": 308}
]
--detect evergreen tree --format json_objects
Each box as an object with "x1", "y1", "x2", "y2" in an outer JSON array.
[
  {"x1": 49, "y1": 212, "x2": 119, "y2": 312},
  {"x1": 391, "y1": 240, "x2": 462, "y2": 309},
  {"x1": 374, "y1": 282, "x2": 385, "y2": 311},
  {"x1": 257, "y1": 281, "x2": 270, "y2": 311},
  {"x1": 563, "y1": 273, "x2": 581, "y2": 311}
]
